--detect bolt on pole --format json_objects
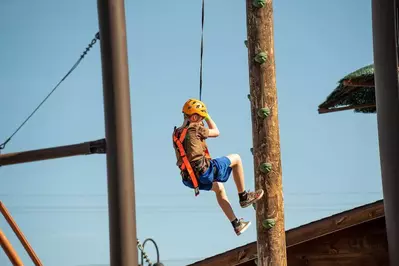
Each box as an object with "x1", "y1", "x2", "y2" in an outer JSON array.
[
  {"x1": 96, "y1": 0, "x2": 138, "y2": 265},
  {"x1": 245, "y1": 0, "x2": 287, "y2": 265}
]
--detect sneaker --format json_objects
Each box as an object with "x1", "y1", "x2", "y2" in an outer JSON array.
[
  {"x1": 239, "y1": 189, "x2": 264, "y2": 208},
  {"x1": 234, "y1": 218, "x2": 251, "y2": 236}
]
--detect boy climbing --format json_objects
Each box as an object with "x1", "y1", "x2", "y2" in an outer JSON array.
[{"x1": 172, "y1": 98, "x2": 264, "y2": 236}]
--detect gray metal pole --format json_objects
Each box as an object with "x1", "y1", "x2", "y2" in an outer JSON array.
[
  {"x1": 96, "y1": 1, "x2": 138, "y2": 265},
  {"x1": 371, "y1": 0, "x2": 399, "y2": 265},
  {"x1": 0, "y1": 139, "x2": 105, "y2": 166}
]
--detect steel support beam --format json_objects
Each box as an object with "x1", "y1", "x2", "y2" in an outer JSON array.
[
  {"x1": 0, "y1": 139, "x2": 105, "y2": 166},
  {"x1": 96, "y1": 0, "x2": 138, "y2": 265},
  {"x1": 0, "y1": 229, "x2": 23, "y2": 266},
  {"x1": 0, "y1": 202, "x2": 43, "y2": 266},
  {"x1": 371, "y1": 0, "x2": 399, "y2": 265}
]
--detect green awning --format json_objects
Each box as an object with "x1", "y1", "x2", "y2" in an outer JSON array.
[{"x1": 318, "y1": 64, "x2": 376, "y2": 114}]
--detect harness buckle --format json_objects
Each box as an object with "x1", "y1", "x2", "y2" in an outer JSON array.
[{"x1": 194, "y1": 187, "x2": 200, "y2": 196}]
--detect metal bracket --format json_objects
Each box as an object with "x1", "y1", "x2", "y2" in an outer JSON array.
[{"x1": 89, "y1": 138, "x2": 106, "y2": 154}]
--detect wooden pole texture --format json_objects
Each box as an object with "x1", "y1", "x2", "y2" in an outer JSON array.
[{"x1": 245, "y1": 0, "x2": 287, "y2": 265}]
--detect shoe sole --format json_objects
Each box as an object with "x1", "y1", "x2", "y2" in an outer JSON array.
[
  {"x1": 236, "y1": 221, "x2": 251, "y2": 236},
  {"x1": 241, "y1": 190, "x2": 265, "y2": 208}
]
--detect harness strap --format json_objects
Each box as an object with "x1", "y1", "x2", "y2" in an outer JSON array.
[
  {"x1": 173, "y1": 127, "x2": 200, "y2": 196},
  {"x1": 204, "y1": 147, "x2": 210, "y2": 159}
]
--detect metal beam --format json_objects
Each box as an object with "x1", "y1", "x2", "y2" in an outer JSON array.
[
  {"x1": 371, "y1": 0, "x2": 399, "y2": 265},
  {"x1": 0, "y1": 229, "x2": 23, "y2": 266},
  {"x1": 96, "y1": 1, "x2": 138, "y2": 265},
  {"x1": 0, "y1": 139, "x2": 105, "y2": 166},
  {"x1": 0, "y1": 202, "x2": 43, "y2": 266}
]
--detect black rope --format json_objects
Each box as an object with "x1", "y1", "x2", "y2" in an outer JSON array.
[
  {"x1": 199, "y1": 0, "x2": 205, "y2": 101},
  {"x1": 0, "y1": 32, "x2": 100, "y2": 152}
]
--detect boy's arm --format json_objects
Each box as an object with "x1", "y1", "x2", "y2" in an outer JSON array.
[{"x1": 204, "y1": 115, "x2": 220, "y2": 137}]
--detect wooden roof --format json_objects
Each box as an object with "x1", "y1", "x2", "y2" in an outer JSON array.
[{"x1": 188, "y1": 199, "x2": 384, "y2": 266}]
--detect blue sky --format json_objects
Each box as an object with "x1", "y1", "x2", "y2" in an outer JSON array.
[{"x1": 0, "y1": 1, "x2": 382, "y2": 265}]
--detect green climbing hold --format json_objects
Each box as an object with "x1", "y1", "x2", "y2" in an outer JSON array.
[
  {"x1": 250, "y1": 148, "x2": 254, "y2": 155},
  {"x1": 244, "y1": 40, "x2": 248, "y2": 47},
  {"x1": 252, "y1": 0, "x2": 266, "y2": 8},
  {"x1": 257, "y1": 107, "x2": 270, "y2": 118},
  {"x1": 259, "y1": 162, "x2": 272, "y2": 173},
  {"x1": 247, "y1": 94, "x2": 251, "y2": 100},
  {"x1": 254, "y1": 52, "x2": 268, "y2": 64},
  {"x1": 262, "y1": 218, "x2": 276, "y2": 229},
  {"x1": 252, "y1": 203, "x2": 256, "y2": 210}
]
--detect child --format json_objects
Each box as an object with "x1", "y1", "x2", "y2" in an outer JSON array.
[{"x1": 172, "y1": 98, "x2": 264, "y2": 236}]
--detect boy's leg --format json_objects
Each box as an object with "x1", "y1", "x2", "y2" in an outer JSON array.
[
  {"x1": 211, "y1": 182, "x2": 251, "y2": 236},
  {"x1": 211, "y1": 182, "x2": 235, "y2": 221},
  {"x1": 225, "y1": 154, "x2": 245, "y2": 193},
  {"x1": 225, "y1": 154, "x2": 265, "y2": 208}
]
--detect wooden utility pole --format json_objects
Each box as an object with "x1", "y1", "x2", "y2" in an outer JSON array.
[{"x1": 245, "y1": 0, "x2": 287, "y2": 265}]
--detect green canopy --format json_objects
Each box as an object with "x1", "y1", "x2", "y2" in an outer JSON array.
[{"x1": 318, "y1": 64, "x2": 377, "y2": 114}]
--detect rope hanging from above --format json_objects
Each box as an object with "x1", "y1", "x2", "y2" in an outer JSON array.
[{"x1": 199, "y1": 0, "x2": 205, "y2": 100}]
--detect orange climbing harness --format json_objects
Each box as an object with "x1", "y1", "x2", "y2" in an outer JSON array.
[{"x1": 173, "y1": 126, "x2": 211, "y2": 197}]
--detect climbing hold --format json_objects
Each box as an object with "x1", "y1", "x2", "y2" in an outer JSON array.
[
  {"x1": 252, "y1": 203, "x2": 256, "y2": 210},
  {"x1": 247, "y1": 94, "x2": 251, "y2": 100},
  {"x1": 262, "y1": 218, "x2": 276, "y2": 229},
  {"x1": 259, "y1": 162, "x2": 272, "y2": 173},
  {"x1": 254, "y1": 52, "x2": 268, "y2": 64},
  {"x1": 244, "y1": 40, "x2": 248, "y2": 47},
  {"x1": 252, "y1": 0, "x2": 266, "y2": 8},
  {"x1": 250, "y1": 148, "x2": 254, "y2": 155},
  {"x1": 257, "y1": 107, "x2": 270, "y2": 118}
]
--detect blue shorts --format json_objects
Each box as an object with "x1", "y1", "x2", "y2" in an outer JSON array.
[{"x1": 182, "y1": 156, "x2": 232, "y2": 191}]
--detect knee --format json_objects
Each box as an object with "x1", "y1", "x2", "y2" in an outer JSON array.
[
  {"x1": 227, "y1": 154, "x2": 242, "y2": 167},
  {"x1": 212, "y1": 182, "x2": 225, "y2": 195}
]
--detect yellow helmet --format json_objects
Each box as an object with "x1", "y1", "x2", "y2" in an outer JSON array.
[{"x1": 182, "y1": 98, "x2": 208, "y2": 117}]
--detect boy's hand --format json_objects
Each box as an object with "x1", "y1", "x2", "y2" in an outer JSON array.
[{"x1": 204, "y1": 113, "x2": 219, "y2": 137}]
